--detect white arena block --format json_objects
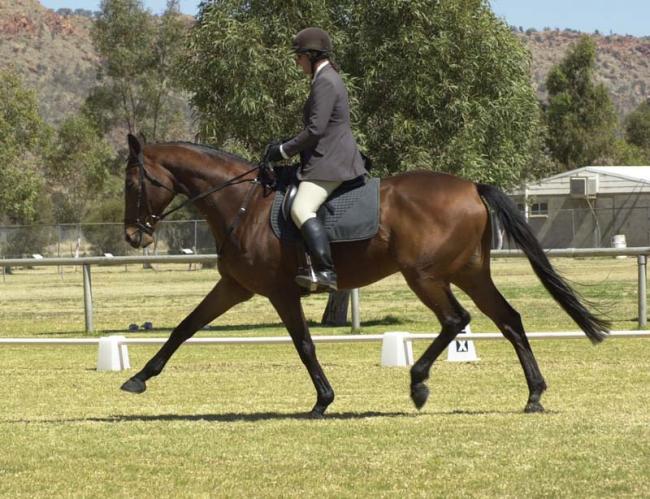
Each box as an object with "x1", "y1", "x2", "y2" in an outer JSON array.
[
  {"x1": 381, "y1": 332, "x2": 414, "y2": 367},
  {"x1": 447, "y1": 325, "x2": 479, "y2": 362},
  {"x1": 97, "y1": 336, "x2": 130, "y2": 371}
]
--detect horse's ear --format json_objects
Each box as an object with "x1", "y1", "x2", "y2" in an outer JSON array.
[{"x1": 127, "y1": 133, "x2": 142, "y2": 157}]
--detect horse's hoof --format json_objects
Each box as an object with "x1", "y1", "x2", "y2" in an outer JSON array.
[
  {"x1": 307, "y1": 404, "x2": 327, "y2": 419},
  {"x1": 121, "y1": 377, "x2": 146, "y2": 394},
  {"x1": 411, "y1": 383, "x2": 429, "y2": 410},
  {"x1": 524, "y1": 401, "x2": 544, "y2": 413}
]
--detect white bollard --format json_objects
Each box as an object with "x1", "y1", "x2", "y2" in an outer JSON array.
[
  {"x1": 612, "y1": 234, "x2": 627, "y2": 259},
  {"x1": 447, "y1": 325, "x2": 479, "y2": 362},
  {"x1": 97, "y1": 336, "x2": 130, "y2": 371},
  {"x1": 381, "y1": 332, "x2": 414, "y2": 367}
]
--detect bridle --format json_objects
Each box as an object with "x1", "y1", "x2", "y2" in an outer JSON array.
[{"x1": 125, "y1": 149, "x2": 263, "y2": 239}]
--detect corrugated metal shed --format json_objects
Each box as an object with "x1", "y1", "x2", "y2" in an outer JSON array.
[{"x1": 512, "y1": 166, "x2": 650, "y2": 196}]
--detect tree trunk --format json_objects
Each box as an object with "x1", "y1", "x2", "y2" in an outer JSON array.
[{"x1": 321, "y1": 290, "x2": 350, "y2": 326}]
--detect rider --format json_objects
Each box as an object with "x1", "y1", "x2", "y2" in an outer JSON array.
[{"x1": 267, "y1": 27, "x2": 368, "y2": 292}]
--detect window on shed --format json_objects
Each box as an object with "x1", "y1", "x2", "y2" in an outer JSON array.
[{"x1": 530, "y1": 201, "x2": 548, "y2": 216}]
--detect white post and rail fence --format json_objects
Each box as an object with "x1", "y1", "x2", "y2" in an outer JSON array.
[
  {"x1": 2, "y1": 247, "x2": 649, "y2": 332},
  {"x1": 0, "y1": 331, "x2": 648, "y2": 372},
  {"x1": 2, "y1": 248, "x2": 650, "y2": 371}
]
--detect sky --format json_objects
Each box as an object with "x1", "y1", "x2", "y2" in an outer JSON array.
[{"x1": 39, "y1": 0, "x2": 650, "y2": 37}]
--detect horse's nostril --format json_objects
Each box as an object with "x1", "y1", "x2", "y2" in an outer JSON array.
[{"x1": 125, "y1": 228, "x2": 142, "y2": 248}]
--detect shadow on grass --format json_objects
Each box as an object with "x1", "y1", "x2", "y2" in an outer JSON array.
[
  {"x1": 9, "y1": 410, "x2": 415, "y2": 424},
  {"x1": 7, "y1": 407, "x2": 543, "y2": 424}
]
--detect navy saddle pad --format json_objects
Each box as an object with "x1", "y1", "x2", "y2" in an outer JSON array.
[{"x1": 270, "y1": 177, "x2": 380, "y2": 242}]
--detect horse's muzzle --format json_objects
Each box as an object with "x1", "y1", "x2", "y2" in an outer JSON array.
[{"x1": 125, "y1": 226, "x2": 154, "y2": 249}]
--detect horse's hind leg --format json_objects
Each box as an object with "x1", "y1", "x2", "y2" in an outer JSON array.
[
  {"x1": 121, "y1": 276, "x2": 253, "y2": 394},
  {"x1": 404, "y1": 275, "x2": 470, "y2": 410},
  {"x1": 455, "y1": 273, "x2": 547, "y2": 413},
  {"x1": 268, "y1": 291, "x2": 334, "y2": 418}
]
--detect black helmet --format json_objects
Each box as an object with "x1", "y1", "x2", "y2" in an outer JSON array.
[{"x1": 292, "y1": 27, "x2": 333, "y2": 55}]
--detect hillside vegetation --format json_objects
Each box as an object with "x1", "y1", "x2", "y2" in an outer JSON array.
[
  {"x1": 520, "y1": 29, "x2": 650, "y2": 117},
  {"x1": 1, "y1": 1, "x2": 648, "y2": 124},
  {"x1": 0, "y1": 0, "x2": 98, "y2": 123}
]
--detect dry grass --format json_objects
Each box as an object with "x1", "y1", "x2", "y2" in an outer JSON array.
[
  {"x1": 0, "y1": 258, "x2": 648, "y2": 497},
  {"x1": 0, "y1": 256, "x2": 642, "y2": 337}
]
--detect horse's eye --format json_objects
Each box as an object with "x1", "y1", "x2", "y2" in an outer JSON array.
[{"x1": 125, "y1": 178, "x2": 138, "y2": 191}]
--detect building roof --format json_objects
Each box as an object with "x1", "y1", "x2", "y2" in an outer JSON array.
[
  {"x1": 580, "y1": 166, "x2": 650, "y2": 184},
  {"x1": 511, "y1": 166, "x2": 650, "y2": 196}
]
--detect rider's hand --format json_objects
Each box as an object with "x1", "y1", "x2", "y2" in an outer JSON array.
[{"x1": 267, "y1": 143, "x2": 284, "y2": 162}]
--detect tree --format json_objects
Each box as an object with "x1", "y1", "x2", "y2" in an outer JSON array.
[
  {"x1": 89, "y1": 0, "x2": 190, "y2": 140},
  {"x1": 183, "y1": 0, "x2": 542, "y2": 186},
  {"x1": 625, "y1": 99, "x2": 650, "y2": 151},
  {"x1": 180, "y1": 0, "x2": 333, "y2": 155},
  {"x1": 544, "y1": 35, "x2": 618, "y2": 170},
  {"x1": 183, "y1": 0, "x2": 547, "y2": 321},
  {"x1": 0, "y1": 69, "x2": 50, "y2": 225},
  {"x1": 348, "y1": 0, "x2": 543, "y2": 185},
  {"x1": 46, "y1": 114, "x2": 115, "y2": 223},
  {"x1": 149, "y1": 1, "x2": 189, "y2": 140}
]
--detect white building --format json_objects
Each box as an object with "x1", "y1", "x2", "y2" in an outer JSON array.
[{"x1": 510, "y1": 166, "x2": 650, "y2": 248}]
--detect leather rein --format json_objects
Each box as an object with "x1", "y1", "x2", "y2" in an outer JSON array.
[{"x1": 126, "y1": 149, "x2": 265, "y2": 253}]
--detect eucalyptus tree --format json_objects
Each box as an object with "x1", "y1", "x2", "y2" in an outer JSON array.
[
  {"x1": 0, "y1": 69, "x2": 50, "y2": 225},
  {"x1": 348, "y1": 0, "x2": 543, "y2": 185},
  {"x1": 90, "y1": 0, "x2": 190, "y2": 141},
  {"x1": 545, "y1": 35, "x2": 618, "y2": 169}
]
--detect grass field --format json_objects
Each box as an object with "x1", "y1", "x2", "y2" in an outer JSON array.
[{"x1": 1, "y1": 259, "x2": 649, "y2": 497}]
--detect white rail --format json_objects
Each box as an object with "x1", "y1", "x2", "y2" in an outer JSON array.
[
  {"x1": 2, "y1": 248, "x2": 650, "y2": 332},
  {"x1": 1, "y1": 331, "x2": 648, "y2": 346}
]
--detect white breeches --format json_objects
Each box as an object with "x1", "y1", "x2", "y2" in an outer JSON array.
[{"x1": 290, "y1": 180, "x2": 342, "y2": 228}]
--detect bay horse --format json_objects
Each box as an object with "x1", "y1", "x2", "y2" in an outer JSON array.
[{"x1": 121, "y1": 134, "x2": 609, "y2": 417}]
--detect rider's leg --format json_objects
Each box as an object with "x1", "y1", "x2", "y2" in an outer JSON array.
[{"x1": 291, "y1": 180, "x2": 341, "y2": 291}]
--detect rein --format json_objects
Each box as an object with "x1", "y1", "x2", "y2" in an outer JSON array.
[{"x1": 126, "y1": 150, "x2": 262, "y2": 237}]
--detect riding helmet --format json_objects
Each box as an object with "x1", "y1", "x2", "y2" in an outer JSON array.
[{"x1": 292, "y1": 27, "x2": 333, "y2": 54}]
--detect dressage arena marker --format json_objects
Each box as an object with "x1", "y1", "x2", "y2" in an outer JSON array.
[
  {"x1": 97, "y1": 336, "x2": 130, "y2": 371},
  {"x1": 381, "y1": 332, "x2": 414, "y2": 366},
  {"x1": 446, "y1": 325, "x2": 479, "y2": 362},
  {"x1": 1, "y1": 331, "x2": 649, "y2": 371}
]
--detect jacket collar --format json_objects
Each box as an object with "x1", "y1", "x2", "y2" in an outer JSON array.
[{"x1": 312, "y1": 60, "x2": 330, "y2": 82}]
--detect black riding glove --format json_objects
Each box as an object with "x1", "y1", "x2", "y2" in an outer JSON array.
[{"x1": 267, "y1": 143, "x2": 284, "y2": 162}]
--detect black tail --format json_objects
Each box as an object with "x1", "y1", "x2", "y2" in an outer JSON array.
[{"x1": 477, "y1": 183, "x2": 609, "y2": 343}]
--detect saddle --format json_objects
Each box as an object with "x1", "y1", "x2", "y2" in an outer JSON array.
[{"x1": 269, "y1": 165, "x2": 380, "y2": 243}]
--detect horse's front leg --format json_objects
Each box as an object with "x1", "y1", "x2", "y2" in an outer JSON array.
[
  {"x1": 269, "y1": 292, "x2": 334, "y2": 418},
  {"x1": 121, "y1": 276, "x2": 253, "y2": 394}
]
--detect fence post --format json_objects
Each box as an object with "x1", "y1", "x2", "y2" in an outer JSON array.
[
  {"x1": 638, "y1": 255, "x2": 647, "y2": 328},
  {"x1": 83, "y1": 264, "x2": 94, "y2": 333},
  {"x1": 351, "y1": 288, "x2": 361, "y2": 332}
]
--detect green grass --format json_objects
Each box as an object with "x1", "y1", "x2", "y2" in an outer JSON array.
[{"x1": 0, "y1": 259, "x2": 649, "y2": 497}]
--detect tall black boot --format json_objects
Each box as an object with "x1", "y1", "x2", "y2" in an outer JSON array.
[{"x1": 296, "y1": 218, "x2": 338, "y2": 292}]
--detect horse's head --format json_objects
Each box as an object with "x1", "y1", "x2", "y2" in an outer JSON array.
[{"x1": 123, "y1": 134, "x2": 176, "y2": 249}]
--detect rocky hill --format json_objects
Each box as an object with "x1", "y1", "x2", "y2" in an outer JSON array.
[
  {"x1": 1, "y1": 0, "x2": 649, "y2": 124},
  {"x1": 519, "y1": 28, "x2": 650, "y2": 117},
  {"x1": 0, "y1": 0, "x2": 98, "y2": 123}
]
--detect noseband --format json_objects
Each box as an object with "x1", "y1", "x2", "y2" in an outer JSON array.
[{"x1": 126, "y1": 151, "x2": 262, "y2": 237}]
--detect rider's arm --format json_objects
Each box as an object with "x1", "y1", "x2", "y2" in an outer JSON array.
[{"x1": 281, "y1": 76, "x2": 337, "y2": 157}]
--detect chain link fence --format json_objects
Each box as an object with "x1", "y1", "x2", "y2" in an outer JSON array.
[
  {"x1": 2, "y1": 205, "x2": 650, "y2": 258},
  {"x1": 492, "y1": 205, "x2": 650, "y2": 250},
  {"x1": 0, "y1": 220, "x2": 216, "y2": 259}
]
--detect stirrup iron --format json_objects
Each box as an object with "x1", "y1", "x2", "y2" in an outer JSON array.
[{"x1": 296, "y1": 254, "x2": 320, "y2": 292}]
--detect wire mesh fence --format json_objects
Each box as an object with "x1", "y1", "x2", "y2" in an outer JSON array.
[
  {"x1": 0, "y1": 220, "x2": 216, "y2": 259},
  {"x1": 491, "y1": 205, "x2": 650, "y2": 250},
  {"x1": 2, "y1": 204, "x2": 649, "y2": 259}
]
